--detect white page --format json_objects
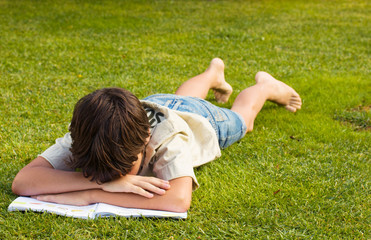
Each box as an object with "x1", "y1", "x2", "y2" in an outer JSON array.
[
  {"x1": 8, "y1": 197, "x2": 187, "y2": 219},
  {"x1": 94, "y1": 203, "x2": 187, "y2": 219},
  {"x1": 8, "y1": 197, "x2": 97, "y2": 219}
]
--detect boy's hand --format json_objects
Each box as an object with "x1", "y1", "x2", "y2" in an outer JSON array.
[{"x1": 101, "y1": 175, "x2": 170, "y2": 198}]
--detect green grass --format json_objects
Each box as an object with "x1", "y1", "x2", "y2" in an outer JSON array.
[{"x1": 0, "y1": 0, "x2": 370, "y2": 239}]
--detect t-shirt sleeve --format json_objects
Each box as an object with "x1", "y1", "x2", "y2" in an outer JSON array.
[
  {"x1": 153, "y1": 132, "x2": 199, "y2": 190},
  {"x1": 39, "y1": 133, "x2": 73, "y2": 171}
]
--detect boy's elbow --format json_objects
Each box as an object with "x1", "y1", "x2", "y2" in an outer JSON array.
[
  {"x1": 169, "y1": 191, "x2": 191, "y2": 213},
  {"x1": 164, "y1": 177, "x2": 192, "y2": 212},
  {"x1": 176, "y1": 196, "x2": 191, "y2": 212},
  {"x1": 11, "y1": 177, "x2": 22, "y2": 196},
  {"x1": 12, "y1": 173, "x2": 29, "y2": 196}
]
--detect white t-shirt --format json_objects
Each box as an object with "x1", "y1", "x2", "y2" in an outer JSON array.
[{"x1": 40, "y1": 100, "x2": 221, "y2": 190}]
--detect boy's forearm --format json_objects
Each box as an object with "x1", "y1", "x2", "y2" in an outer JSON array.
[
  {"x1": 88, "y1": 177, "x2": 192, "y2": 212},
  {"x1": 36, "y1": 177, "x2": 192, "y2": 212},
  {"x1": 12, "y1": 157, "x2": 100, "y2": 196},
  {"x1": 15, "y1": 168, "x2": 98, "y2": 196}
]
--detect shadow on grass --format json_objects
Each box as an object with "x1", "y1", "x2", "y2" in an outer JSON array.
[{"x1": 334, "y1": 104, "x2": 371, "y2": 131}]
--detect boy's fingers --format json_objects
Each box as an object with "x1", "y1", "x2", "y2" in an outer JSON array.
[
  {"x1": 110, "y1": 175, "x2": 170, "y2": 196},
  {"x1": 129, "y1": 177, "x2": 169, "y2": 197},
  {"x1": 138, "y1": 182, "x2": 166, "y2": 196},
  {"x1": 141, "y1": 176, "x2": 170, "y2": 189},
  {"x1": 131, "y1": 186, "x2": 154, "y2": 198},
  {"x1": 36, "y1": 194, "x2": 53, "y2": 202}
]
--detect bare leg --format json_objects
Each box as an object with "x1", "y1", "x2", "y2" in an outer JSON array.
[
  {"x1": 175, "y1": 58, "x2": 233, "y2": 103},
  {"x1": 231, "y1": 72, "x2": 302, "y2": 132}
]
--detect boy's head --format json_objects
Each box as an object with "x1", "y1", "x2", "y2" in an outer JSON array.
[{"x1": 68, "y1": 88, "x2": 150, "y2": 183}]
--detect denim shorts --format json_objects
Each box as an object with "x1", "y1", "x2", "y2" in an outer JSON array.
[{"x1": 144, "y1": 94, "x2": 247, "y2": 149}]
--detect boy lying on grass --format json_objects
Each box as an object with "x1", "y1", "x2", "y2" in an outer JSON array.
[{"x1": 12, "y1": 58, "x2": 302, "y2": 212}]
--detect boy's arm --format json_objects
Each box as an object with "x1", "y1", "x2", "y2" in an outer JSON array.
[
  {"x1": 35, "y1": 177, "x2": 193, "y2": 212},
  {"x1": 12, "y1": 156, "x2": 98, "y2": 196},
  {"x1": 12, "y1": 156, "x2": 170, "y2": 198}
]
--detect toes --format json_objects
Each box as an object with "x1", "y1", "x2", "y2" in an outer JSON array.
[
  {"x1": 290, "y1": 97, "x2": 302, "y2": 107},
  {"x1": 286, "y1": 95, "x2": 302, "y2": 112},
  {"x1": 291, "y1": 103, "x2": 301, "y2": 109},
  {"x1": 285, "y1": 105, "x2": 297, "y2": 112},
  {"x1": 213, "y1": 82, "x2": 233, "y2": 103},
  {"x1": 213, "y1": 90, "x2": 230, "y2": 103},
  {"x1": 290, "y1": 99, "x2": 302, "y2": 108},
  {"x1": 290, "y1": 96, "x2": 302, "y2": 102}
]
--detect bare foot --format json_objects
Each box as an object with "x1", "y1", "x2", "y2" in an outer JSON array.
[
  {"x1": 208, "y1": 58, "x2": 233, "y2": 103},
  {"x1": 255, "y1": 71, "x2": 302, "y2": 112}
]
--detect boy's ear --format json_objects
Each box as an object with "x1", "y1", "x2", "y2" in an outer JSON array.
[{"x1": 146, "y1": 129, "x2": 151, "y2": 144}]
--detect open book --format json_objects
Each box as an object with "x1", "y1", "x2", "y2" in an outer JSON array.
[{"x1": 8, "y1": 196, "x2": 187, "y2": 219}]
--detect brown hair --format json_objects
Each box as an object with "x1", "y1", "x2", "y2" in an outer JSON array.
[{"x1": 68, "y1": 88, "x2": 150, "y2": 183}]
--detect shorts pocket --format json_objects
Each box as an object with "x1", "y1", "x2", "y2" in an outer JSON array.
[{"x1": 212, "y1": 107, "x2": 229, "y2": 122}]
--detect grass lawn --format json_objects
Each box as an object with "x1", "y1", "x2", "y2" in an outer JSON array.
[{"x1": 0, "y1": 0, "x2": 370, "y2": 239}]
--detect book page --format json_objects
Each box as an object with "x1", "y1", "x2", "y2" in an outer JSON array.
[
  {"x1": 8, "y1": 197, "x2": 97, "y2": 219},
  {"x1": 94, "y1": 203, "x2": 187, "y2": 219}
]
